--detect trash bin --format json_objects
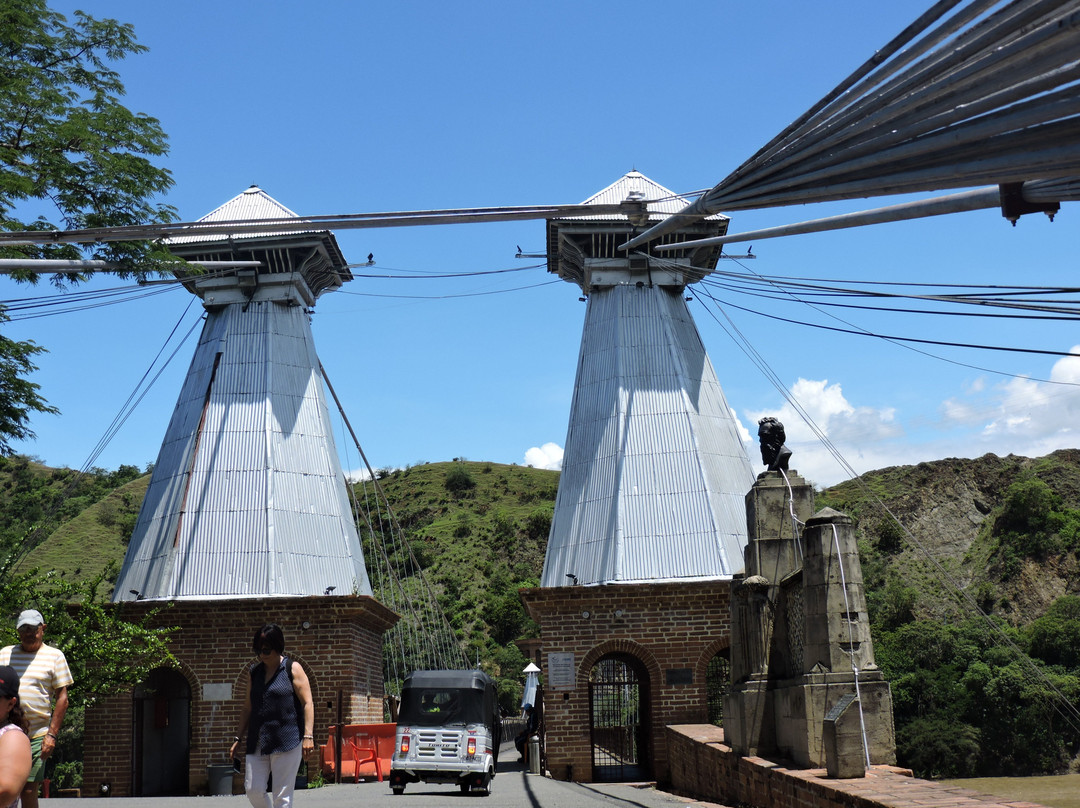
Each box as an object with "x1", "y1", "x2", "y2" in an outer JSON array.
[
  {"x1": 527, "y1": 736, "x2": 540, "y2": 775},
  {"x1": 207, "y1": 763, "x2": 234, "y2": 796}
]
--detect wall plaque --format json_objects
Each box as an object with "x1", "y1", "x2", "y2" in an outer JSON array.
[
  {"x1": 548, "y1": 652, "x2": 576, "y2": 690},
  {"x1": 665, "y1": 668, "x2": 693, "y2": 686}
]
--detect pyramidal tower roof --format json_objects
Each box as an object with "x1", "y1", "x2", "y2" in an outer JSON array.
[
  {"x1": 576, "y1": 169, "x2": 726, "y2": 220},
  {"x1": 540, "y1": 171, "x2": 753, "y2": 587},
  {"x1": 113, "y1": 188, "x2": 370, "y2": 602},
  {"x1": 167, "y1": 185, "x2": 350, "y2": 300},
  {"x1": 170, "y1": 184, "x2": 308, "y2": 241}
]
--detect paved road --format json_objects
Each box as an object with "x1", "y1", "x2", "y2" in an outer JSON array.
[{"x1": 47, "y1": 744, "x2": 724, "y2": 808}]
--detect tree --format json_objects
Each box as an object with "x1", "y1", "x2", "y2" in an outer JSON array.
[
  {"x1": 0, "y1": 0, "x2": 176, "y2": 264},
  {"x1": 0, "y1": 5, "x2": 179, "y2": 785},
  {"x1": 1025, "y1": 595, "x2": 1080, "y2": 670},
  {"x1": 0, "y1": 315, "x2": 56, "y2": 453},
  {"x1": 0, "y1": 0, "x2": 178, "y2": 452}
]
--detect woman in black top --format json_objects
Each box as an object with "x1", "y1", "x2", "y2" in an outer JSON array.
[
  {"x1": 230, "y1": 625, "x2": 314, "y2": 808},
  {"x1": 0, "y1": 666, "x2": 31, "y2": 808}
]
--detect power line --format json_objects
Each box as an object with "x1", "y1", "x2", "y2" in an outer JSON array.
[
  {"x1": 719, "y1": 294, "x2": 1080, "y2": 357},
  {"x1": 338, "y1": 280, "x2": 559, "y2": 301}
]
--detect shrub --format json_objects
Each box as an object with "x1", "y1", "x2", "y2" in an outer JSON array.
[
  {"x1": 897, "y1": 717, "x2": 981, "y2": 778},
  {"x1": 444, "y1": 466, "x2": 476, "y2": 494},
  {"x1": 997, "y1": 479, "x2": 1058, "y2": 535},
  {"x1": 524, "y1": 508, "x2": 552, "y2": 541},
  {"x1": 876, "y1": 517, "x2": 905, "y2": 554}
]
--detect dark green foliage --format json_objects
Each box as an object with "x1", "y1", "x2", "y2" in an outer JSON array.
[
  {"x1": 0, "y1": 0, "x2": 176, "y2": 267},
  {"x1": 998, "y1": 478, "x2": 1059, "y2": 534},
  {"x1": 0, "y1": 563, "x2": 175, "y2": 789},
  {"x1": 524, "y1": 508, "x2": 552, "y2": 542},
  {"x1": 990, "y1": 479, "x2": 1080, "y2": 577},
  {"x1": 875, "y1": 612, "x2": 1080, "y2": 777},
  {"x1": 896, "y1": 718, "x2": 981, "y2": 779},
  {"x1": 0, "y1": 316, "x2": 57, "y2": 454},
  {"x1": 866, "y1": 575, "x2": 917, "y2": 630},
  {"x1": 444, "y1": 465, "x2": 477, "y2": 494},
  {"x1": 1024, "y1": 595, "x2": 1080, "y2": 670},
  {"x1": 876, "y1": 516, "x2": 905, "y2": 554}
]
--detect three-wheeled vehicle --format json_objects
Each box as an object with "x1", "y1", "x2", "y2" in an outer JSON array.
[{"x1": 389, "y1": 669, "x2": 502, "y2": 795}]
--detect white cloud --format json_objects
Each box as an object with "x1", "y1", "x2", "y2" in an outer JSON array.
[
  {"x1": 731, "y1": 407, "x2": 753, "y2": 444},
  {"x1": 742, "y1": 349, "x2": 1080, "y2": 487},
  {"x1": 525, "y1": 442, "x2": 564, "y2": 470},
  {"x1": 977, "y1": 347, "x2": 1080, "y2": 446},
  {"x1": 746, "y1": 377, "x2": 900, "y2": 444},
  {"x1": 745, "y1": 378, "x2": 906, "y2": 487}
]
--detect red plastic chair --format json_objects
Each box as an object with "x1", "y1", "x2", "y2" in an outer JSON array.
[{"x1": 347, "y1": 735, "x2": 382, "y2": 782}]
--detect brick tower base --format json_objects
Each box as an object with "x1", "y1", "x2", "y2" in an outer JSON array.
[
  {"x1": 83, "y1": 595, "x2": 396, "y2": 797},
  {"x1": 519, "y1": 580, "x2": 731, "y2": 784}
]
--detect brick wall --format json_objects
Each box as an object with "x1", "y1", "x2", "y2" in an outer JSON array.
[
  {"x1": 83, "y1": 595, "x2": 395, "y2": 796},
  {"x1": 665, "y1": 725, "x2": 1042, "y2": 808},
  {"x1": 519, "y1": 580, "x2": 730, "y2": 783}
]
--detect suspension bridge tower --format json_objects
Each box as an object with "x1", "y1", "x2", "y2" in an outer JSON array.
[
  {"x1": 521, "y1": 171, "x2": 755, "y2": 783},
  {"x1": 85, "y1": 186, "x2": 397, "y2": 797}
]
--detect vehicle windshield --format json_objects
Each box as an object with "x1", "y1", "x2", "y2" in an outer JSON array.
[{"x1": 397, "y1": 686, "x2": 487, "y2": 727}]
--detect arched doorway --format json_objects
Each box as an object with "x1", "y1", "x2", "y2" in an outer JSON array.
[
  {"x1": 133, "y1": 667, "x2": 191, "y2": 796},
  {"x1": 705, "y1": 650, "x2": 730, "y2": 726},
  {"x1": 588, "y1": 654, "x2": 649, "y2": 781}
]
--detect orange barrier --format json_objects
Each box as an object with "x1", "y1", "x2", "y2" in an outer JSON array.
[{"x1": 321, "y1": 724, "x2": 395, "y2": 782}]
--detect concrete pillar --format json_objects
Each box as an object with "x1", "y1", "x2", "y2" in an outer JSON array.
[
  {"x1": 780, "y1": 508, "x2": 896, "y2": 768},
  {"x1": 801, "y1": 508, "x2": 875, "y2": 674},
  {"x1": 725, "y1": 470, "x2": 814, "y2": 757}
]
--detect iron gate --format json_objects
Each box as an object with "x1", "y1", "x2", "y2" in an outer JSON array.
[{"x1": 589, "y1": 655, "x2": 648, "y2": 781}]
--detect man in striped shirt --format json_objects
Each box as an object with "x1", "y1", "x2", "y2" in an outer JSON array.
[{"x1": 0, "y1": 610, "x2": 73, "y2": 808}]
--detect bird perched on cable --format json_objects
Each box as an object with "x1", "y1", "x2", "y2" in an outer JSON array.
[
  {"x1": 367, "y1": 253, "x2": 374, "y2": 264},
  {"x1": 516, "y1": 245, "x2": 522, "y2": 254}
]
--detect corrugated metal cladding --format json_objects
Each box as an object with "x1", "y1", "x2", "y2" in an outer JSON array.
[
  {"x1": 167, "y1": 185, "x2": 314, "y2": 243},
  {"x1": 540, "y1": 284, "x2": 754, "y2": 587},
  {"x1": 568, "y1": 170, "x2": 729, "y2": 223},
  {"x1": 112, "y1": 294, "x2": 372, "y2": 602}
]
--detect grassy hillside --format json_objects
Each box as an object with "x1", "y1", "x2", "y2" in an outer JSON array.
[
  {"x1": 11, "y1": 449, "x2": 1080, "y2": 638},
  {"x1": 354, "y1": 461, "x2": 557, "y2": 682},
  {"x1": 15, "y1": 474, "x2": 146, "y2": 583},
  {"x1": 0, "y1": 456, "x2": 143, "y2": 581}
]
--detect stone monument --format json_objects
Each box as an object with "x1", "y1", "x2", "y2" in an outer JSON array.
[{"x1": 724, "y1": 422, "x2": 896, "y2": 776}]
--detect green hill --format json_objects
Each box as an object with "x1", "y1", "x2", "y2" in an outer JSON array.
[
  {"x1": 15, "y1": 473, "x2": 146, "y2": 583},
  {"x1": 354, "y1": 461, "x2": 556, "y2": 658},
  {"x1": 0, "y1": 456, "x2": 144, "y2": 581}
]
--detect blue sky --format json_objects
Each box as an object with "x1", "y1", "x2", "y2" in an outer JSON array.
[{"x1": 3, "y1": 0, "x2": 1078, "y2": 487}]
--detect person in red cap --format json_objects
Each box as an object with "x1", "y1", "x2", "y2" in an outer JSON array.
[
  {"x1": 0, "y1": 665, "x2": 31, "y2": 808},
  {"x1": 0, "y1": 611, "x2": 72, "y2": 808}
]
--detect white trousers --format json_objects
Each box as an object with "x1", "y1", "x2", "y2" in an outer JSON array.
[{"x1": 244, "y1": 744, "x2": 303, "y2": 808}]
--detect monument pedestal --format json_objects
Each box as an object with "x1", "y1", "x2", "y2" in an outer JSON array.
[
  {"x1": 723, "y1": 675, "x2": 774, "y2": 756},
  {"x1": 725, "y1": 466, "x2": 897, "y2": 775},
  {"x1": 772, "y1": 669, "x2": 895, "y2": 768}
]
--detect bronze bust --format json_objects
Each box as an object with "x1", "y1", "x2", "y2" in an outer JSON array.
[{"x1": 757, "y1": 416, "x2": 792, "y2": 472}]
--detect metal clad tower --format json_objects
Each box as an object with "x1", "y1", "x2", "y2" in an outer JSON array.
[
  {"x1": 540, "y1": 171, "x2": 754, "y2": 587},
  {"x1": 113, "y1": 186, "x2": 372, "y2": 601}
]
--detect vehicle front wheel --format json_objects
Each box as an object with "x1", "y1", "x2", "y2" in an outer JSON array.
[
  {"x1": 460, "y1": 782, "x2": 471, "y2": 794},
  {"x1": 392, "y1": 787, "x2": 404, "y2": 796}
]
